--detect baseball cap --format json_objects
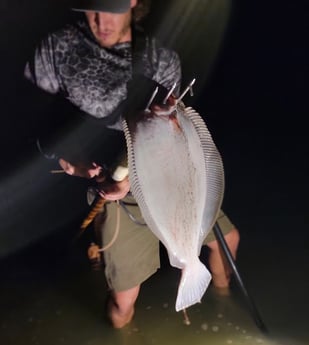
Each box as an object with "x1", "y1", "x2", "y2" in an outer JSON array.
[{"x1": 71, "y1": 0, "x2": 131, "y2": 13}]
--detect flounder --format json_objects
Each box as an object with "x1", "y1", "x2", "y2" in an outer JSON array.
[{"x1": 123, "y1": 90, "x2": 224, "y2": 311}]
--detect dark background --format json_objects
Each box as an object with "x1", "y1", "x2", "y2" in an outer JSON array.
[
  {"x1": 0, "y1": 1, "x2": 308, "y2": 343},
  {"x1": 0, "y1": 0, "x2": 307, "y2": 270}
]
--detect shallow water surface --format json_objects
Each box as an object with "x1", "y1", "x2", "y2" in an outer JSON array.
[{"x1": 1, "y1": 240, "x2": 307, "y2": 345}]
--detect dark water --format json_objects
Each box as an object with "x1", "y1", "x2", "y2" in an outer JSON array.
[{"x1": 0, "y1": 223, "x2": 308, "y2": 345}]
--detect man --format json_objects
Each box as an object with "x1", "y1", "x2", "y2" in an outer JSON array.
[{"x1": 25, "y1": 0, "x2": 239, "y2": 329}]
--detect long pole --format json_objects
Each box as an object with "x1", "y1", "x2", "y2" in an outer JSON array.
[{"x1": 213, "y1": 222, "x2": 268, "y2": 333}]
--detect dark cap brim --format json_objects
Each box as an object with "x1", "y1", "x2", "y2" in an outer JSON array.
[{"x1": 71, "y1": 0, "x2": 131, "y2": 13}]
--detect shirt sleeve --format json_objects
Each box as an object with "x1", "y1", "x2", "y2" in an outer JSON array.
[
  {"x1": 24, "y1": 35, "x2": 60, "y2": 94},
  {"x1": 153, "y1": 48, "x2": 182, "y2": 97}
]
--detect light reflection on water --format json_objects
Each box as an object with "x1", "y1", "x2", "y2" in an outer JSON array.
[{"x1": 1, "y1": 254, "x2": 304, "y2": 345}]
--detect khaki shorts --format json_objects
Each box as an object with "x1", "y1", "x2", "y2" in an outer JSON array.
[{"x1": 97, "y1": 195, "x2": 235, "y2": 292}]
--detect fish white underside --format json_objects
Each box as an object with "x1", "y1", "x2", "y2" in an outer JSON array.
[{"x1": 123, "y1": 104, "x2": 224, "y2": 311}]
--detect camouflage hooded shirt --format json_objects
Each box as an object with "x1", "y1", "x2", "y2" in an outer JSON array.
[{"x1": 25, "y1": 19, "x2": 181, "y2": 130}]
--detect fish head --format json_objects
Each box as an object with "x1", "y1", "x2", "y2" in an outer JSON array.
[
  {"x1": 150, "y1": 94, "x2": 177, "y2": 116},
  {"x1": 125, "y1": 76, "x2": 177, "y2": 133}
]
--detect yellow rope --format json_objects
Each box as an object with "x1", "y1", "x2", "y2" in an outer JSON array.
[
  {"x1": 98, "y1": 200, "x2": 121, "y2": 252},
  {"x1": 80, "y1": 197, "x2": 120, "y2": 252},
  {"x1": 80, "y1": 197, "x2": 106, "y2": 232}
]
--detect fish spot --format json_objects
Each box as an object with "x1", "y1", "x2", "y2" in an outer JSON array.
[
  {"x1": 146, "y1": 306, "x2": 152, "y2": 310},
  {"x1": 217, "y1": 313, "x2": 224, "y2": 318},
  {"x1": 163, "y1": 303, "x2": 169, "y2": 308},
  {"x1": 212, "y1": 325, "x2": 219, "y2": 332},
  {"x1": 226, "y1": 340, "x2": 233, "y2": 344},
  {"x1": 235, "y1": 325, "x2": 240, "y2": 331}
]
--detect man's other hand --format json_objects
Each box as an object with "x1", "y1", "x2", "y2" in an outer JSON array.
[
  {"x1": 97, "y1": 176, "x2": 130, "y2": 201},
  {"x1": 58, "y1": 158, "x2": 102, "y2": 178}
]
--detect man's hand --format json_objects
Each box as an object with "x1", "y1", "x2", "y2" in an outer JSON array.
[
  {"x1": 58, "y1": 158, "x2": 130, "y2": 200},
  {"x1": 97, "y1": 176, "x2": 130, "y2": 201},
  {"x1": 58, "y1": 158, "x2": 102, "y2": 178}
]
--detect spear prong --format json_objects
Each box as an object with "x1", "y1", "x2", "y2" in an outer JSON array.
[
  {"x1": 177, "y1": 78, "x2": 196, "y2": 103},
  {"x1": 163, "y1": 82, "x2": 177, "y2": 104},
  {"x1": 144, "y1": 86, "x2": 159, "y2": 112}
]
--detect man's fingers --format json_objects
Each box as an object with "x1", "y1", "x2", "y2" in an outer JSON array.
[{"x1": 58, "y1": 158, "x2": 75, "y2": 175}]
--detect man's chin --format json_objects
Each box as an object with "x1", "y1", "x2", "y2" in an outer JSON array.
[
  {"x1": 95, "y1": 35, "x2": 116, "y2": 48},
  {"x1": 97, "y1": 40, "x2": 114, "y2": 48}
]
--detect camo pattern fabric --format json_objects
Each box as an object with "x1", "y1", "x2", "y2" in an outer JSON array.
[{"x1": 25, "y1": 20, "x2": 181, "y2": 129}]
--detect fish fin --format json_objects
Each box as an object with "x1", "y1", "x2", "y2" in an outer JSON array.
[
  {"x1": 181, "y1": 106, "x2": 225, "y2": 246},
  {"x1": 175, "y1": 259, "x2": 212, "y2": 312},
  {"x1": 122, "y1": 118, "x2": 163, "y2": 237}
]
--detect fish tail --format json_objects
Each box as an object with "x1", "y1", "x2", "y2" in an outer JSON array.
[{"x1": 175, "y1": 259, "x2": 212, "y2": 312}]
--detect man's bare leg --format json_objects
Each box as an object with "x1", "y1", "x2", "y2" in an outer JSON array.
[
  {"x1": 206, "y1": 228, "x2": 240, "y2": 288},
  {"x1": 107, "y1": 285, "x2": 140, "y2": 328}
]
